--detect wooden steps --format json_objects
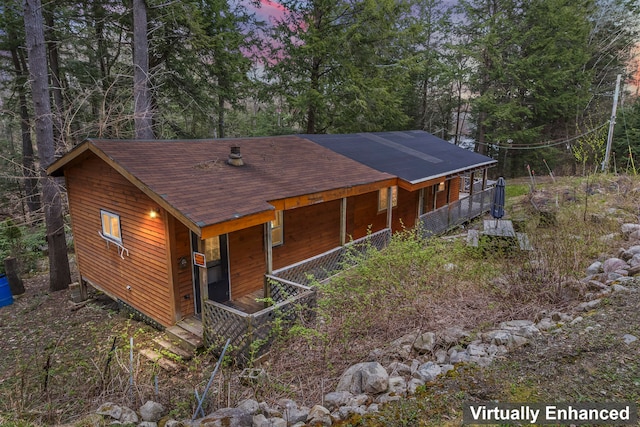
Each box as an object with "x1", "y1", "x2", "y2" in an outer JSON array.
[{"x1": 140, "y1": 317, "x2": 204, "y2": 371}]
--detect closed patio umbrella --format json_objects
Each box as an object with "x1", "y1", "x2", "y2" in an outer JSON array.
[{"x1": 491, "y1": 177, "x2": 506, "y2": 224}]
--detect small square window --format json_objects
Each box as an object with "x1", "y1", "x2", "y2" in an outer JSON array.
[
  {"x1": 100, "y1": 210, "x2": 122, "y2": 243},
  {"x1": 437, "y1": 181, "x2": 446, "y2": 192},
  {"x1": 378, "y1": 186, "x2": 398, "y2": 211},
  {"x1": 271, "y1": 210, "x2": 284, "y2": 247}
]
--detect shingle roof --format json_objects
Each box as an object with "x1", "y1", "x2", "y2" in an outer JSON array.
[
  {"x1": 303, "y1": 130, "x2": 496, "y2": 184},
  {"x1": 49, "y1": 136, "x2": 394, "y2": 231}
]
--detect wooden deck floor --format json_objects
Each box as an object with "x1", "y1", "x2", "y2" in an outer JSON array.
[{"x1": 222, "y1": 289, "x2": 265, "y2": 314}]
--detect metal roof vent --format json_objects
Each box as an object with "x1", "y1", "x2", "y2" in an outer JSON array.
[{"x1": 227, "y1": 146, "x2": 244, "y2": 167}]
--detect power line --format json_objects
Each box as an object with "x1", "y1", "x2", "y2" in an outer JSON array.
[{"x1": 471, "y1": 122, "x2": 609, "y2": 150}]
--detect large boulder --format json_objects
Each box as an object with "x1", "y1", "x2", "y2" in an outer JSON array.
[
  {"x1": 602, "y1": 258, "x2": 628, "y2": 274},
  {"x1": 140, "y1": 400, "x2": 166, "y2": 422},
  {"x1": 413, "y1": 332, "x2": 436, "y2": 353},
  {"x1": 336, "y1": 362, "x2": 389, "y2": 395}
]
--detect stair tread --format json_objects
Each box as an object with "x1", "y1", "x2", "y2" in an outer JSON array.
[
  {"x1": 139, "y1": 348, "x2": 180, "y2": 371},
  {"x1": 166, "y1": 325, "x2": 203, "y2": 351},
  {"x1": 153, "y1": 337, "x2": 193, "y2": 360},
  {"x1": 176, "y1": 317, "x2": 203, "y2": 336}
]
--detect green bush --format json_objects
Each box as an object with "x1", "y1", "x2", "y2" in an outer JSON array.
[{"x1": 0, "y1": 219, "x2": 46, "y2": 275}]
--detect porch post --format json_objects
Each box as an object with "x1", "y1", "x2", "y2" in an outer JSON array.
[
  {"x1": 264, "y1": 221, "x2": 273, "y2": 299},
  {"x1": 481, "y1": 169, "x2": 488, "y2": 213},
  {"x1": 418, "y1": 188, "x2": 424, "y2": 219},
  {"x1": 432, "y1": 184, "x2": 437, "y2": 211},
  {"x1": 340, "y1": 197, "x2": 347, "y2": 245},
  {"x1": 469, "y1": 171, "x2": 475, "y2": 197},
  {"x1": 386, "y1": 187, "x2": 393, "y2": 230},
  {"x1": 265, "y1": 221, "x2": 273, "y2": 274},
  {"x1": 196, "y1": 238, "x2": 209, "y2": 302}
]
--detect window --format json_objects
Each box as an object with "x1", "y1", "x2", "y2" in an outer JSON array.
[
  {"x1": 437, "y1": 181, "x2": 446, "y2": 192},
  {"x1": 100, "y1": 210, "x2": 122, "y2": 243},
  {"x1": 378, "y1": 186, "x2": 398, "y2": 211},
  {"x1": 271, "y1": 210, "x2": 284, "y2": 246}
]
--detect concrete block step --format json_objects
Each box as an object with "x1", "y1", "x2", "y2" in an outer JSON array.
[
  {"x1": 139, "y1": 348, "x2": 180, "y2": 371},
  {"x1": 166, "y1": 325, "x2": 203, "y2": 352},
  {"x1": 152, "y1": 337, "x2": 193, "y2": 361}
]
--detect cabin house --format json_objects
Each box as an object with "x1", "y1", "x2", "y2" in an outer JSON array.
[{"x1": 48, "y1": 131, "x2": 496, "y2": 353}]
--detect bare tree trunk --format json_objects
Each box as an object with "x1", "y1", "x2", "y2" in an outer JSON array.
[
  {"x1": 23, "y1": 0, "x2": 71, "y2": 292},
  {"x1": 10, "y1": 46, "x2": 41, "y2": 215},
  {"x1": 133, "y1": 0, "x2": 154, "y2": 139},
  {"x1": 44, "y1": 7, "x2": 67, "y2": 155}
]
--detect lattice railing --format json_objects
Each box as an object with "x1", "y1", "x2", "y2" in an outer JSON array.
[
  {"x1": 420, "y1": 187, "x2": 494, "y2": 236},
  {"x1": 203, "y1": 289, "x2": 316, "y2": 364},
  {"x1": 270, "y1": 228, "x2": 392, "y2": 286}
]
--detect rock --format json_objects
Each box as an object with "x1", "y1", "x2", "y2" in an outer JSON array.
[
  {"x1": 449, "y1": 350, "x2": 470, "y2": 364},
  {"x1": 603, "y1": 258, "x2": 628, "y2": 273},
  {"x1": 165, "y1": 421, "x2": 186, "y2": 427},
  {"x1": 376, "y1": 393, "x2": 402, "y2": 404},
  {"x1": 577, "y1": 299, "x2": 602, "y2": 312},
  {"x1": 469, "y1": 355, "x2": 494, "y2": 367},
  {"x1": 237, "y1": 399, "x2": 260, "y2": 415},
  {"x1": 387, "y1": 376, "x2": 407, "y2": 395},
  {"x1": 336, "y1": 406, "x2": 366, "y2": 420},
  {"x1": 336, "y1": 362, "x2": 389, "y2": 395},
  {"x1": 570, "y1": 316, "x2": 584, "y2": 325},
  {"x1": 621, "y1": 223, "x2": 640, "y2": 235},
  {"x1": 387, "y1": 361, "x2": 412, "y2": 376},
  {"x1": 434, "y1": 349, "x2": 448, "y2": 364},
  {"x1": 281, "y1": 401, "x2": 308, "y2": 424},
  {"x1": 269, "y1": 417, "x2": 287, "y2": 427},
  {"x1": 138, "y1": 422, "x2": 157, "y2": 427},
  {"x1": 484, "y1": 330, "x2": 513, "y2": 346},
  {"x1": 514, "y1": 325, "x2": 541, "y2": 338},
  {"x1": 347, "y1": 394, "x2": 370, "y2": 407},
  {"x1": 252, "y1": 414, "x2": 269, "y2": 427},
  {"x1": 119, "y1": 407, "x2": 138, "y2": 424},
  {"x1": 200, "y1": 407, "x2": 253, "y2": 427},
  {"x1": 499, "y1": 320, "x2": 534, "y2": 330},
  {"x1": 586, "y1": 261, "x2": 602, "y2": 275},
  {"x1": 623, "y1": 334, "x2": 638, "y2": 344},
  {"x1": 407, "y1": 378, "x2": 425, "y2": 395},
  {"x1": 415, "y1": 362, "x2": 442, "y2": 382},
  {"x1": 140, "y1": 401, "x2": 166, "y2": 422},
  {"x1": 587, "y1": 280, "x2": 608, "y2": 291},
  {"x1": 306, "y1": 405, "x2": 331, "y2": 427},
  {"x1": 467, "y1": 343, "x2": 488, "y2": 357},
  {"x1": 439, "y1": 327, "x2": 470, "y2": 345},
  {"x1": 612, "y1": 284, "x2": 631, "y2": 293},
  {"x1": 323, "y1": 391, "x2": 353, "y2": 410},
  {"x1": 96, "y1": 402, "x2": 122, "y2": 420},
  {"x1": 535, "y1": 318, "x2": 554, "y2": 330},
  {"x1": 413, "y1": 332, "x2": 436, "y2": 353},
  {"x1": 443, "y1": 263, "x2": 456, "y2": 272},
  {"x1": 627, "y1": 264, "x2": 640, "y2": 276}
]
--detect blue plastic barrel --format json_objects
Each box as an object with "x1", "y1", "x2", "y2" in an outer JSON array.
[{"x1": 0, "y1": 274, "x2": 13, "y2": 308}]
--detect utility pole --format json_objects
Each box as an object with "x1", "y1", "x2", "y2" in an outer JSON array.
[{"x1": 602, "y1": 74, "x2": 622, "y2": 172}]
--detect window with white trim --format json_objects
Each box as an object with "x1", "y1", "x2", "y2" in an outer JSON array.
[
  {"x1": 271, "y1": 210, "x2": 284, "y2": 246},
  {"x1": 100, "y1": 210, "x2": 122, "y2": 243},
  {"x1": 378, "y1": 186, "x2": 398, "y2": 211}
]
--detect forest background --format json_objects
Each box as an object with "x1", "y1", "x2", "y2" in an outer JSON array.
[{"x1": 0, "y1": 0, "x2": 639, "y2": 285}]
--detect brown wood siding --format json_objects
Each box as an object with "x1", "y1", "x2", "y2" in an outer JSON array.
[
  {"x1": 65, "y1": 155, "x2": 175, "y2": 326},
  {"x1": 393, "y1": 187, "x2": 418, "y2": 232},
  {"x1": 347, "y1": 190, "x2": 387, "y2": 241},
  {"x1": 174, "y1": 221, "x2": 194, "y2": 318},
  {"x1": 449, "y1": 177, "x2": 461, "y2": 202},
  {"x1": 228, "y1": 225, "x2": 266, "y2": 299},
  {"x1": 273, "y1": 200, "x2": 342, "y2": 270}
]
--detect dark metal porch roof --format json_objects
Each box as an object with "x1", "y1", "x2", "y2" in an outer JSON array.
[{"x1": 303, "y1": 130, "x2": 496, "y2": 184}]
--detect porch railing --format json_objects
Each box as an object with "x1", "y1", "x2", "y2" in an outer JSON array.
[
  {"x1": 269, "y1": 227, "x2": 392, "y2": 286},
  {"x1": 420, "y1": 187, "x2": 494, "y2": 236},
  {"x1": 202, "y1": 279, "x2": 315, "y2": 363},
  {"x1": 202, "y1": 228, "x2": 392, "y2": 362}
]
